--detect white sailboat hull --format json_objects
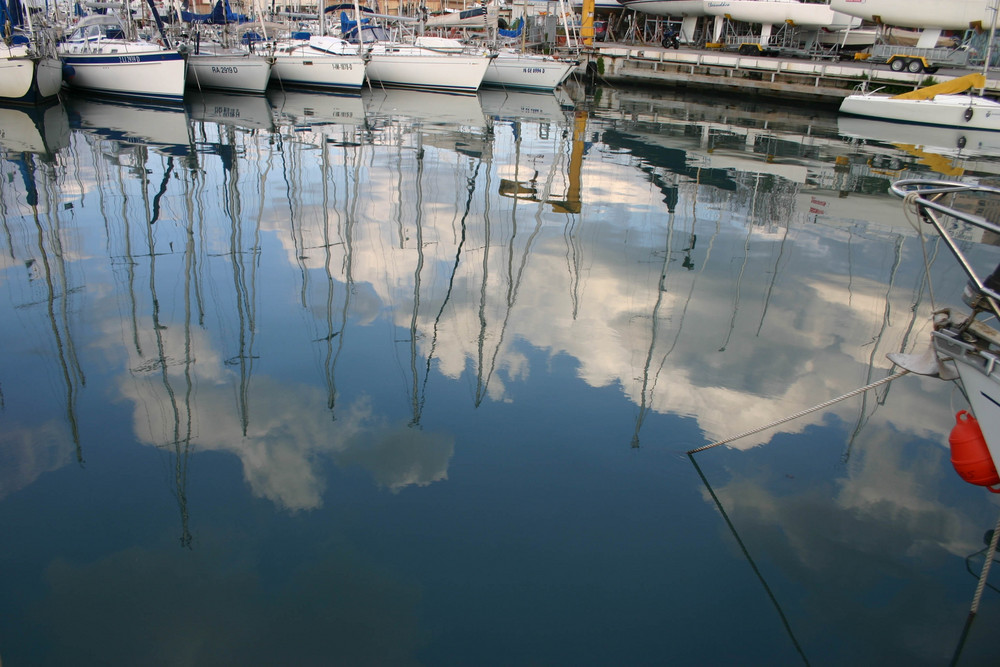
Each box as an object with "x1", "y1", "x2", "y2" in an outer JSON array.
[
  {"x1": 703, "y1": 1, "x2": 860, "y2": 30},
  {"x1": 60, "y1": 48, "x2": 187, "y2": 102},
  {"x1": 616, "y1": 0, "x2": 709, "y2": 17},
  {"x1": 270, "y1": 37, "x2": 366, "y2": 90},
  {"x1": 365, "y1": 45, "x2": 490, "y2": 92},
  {"x1": 829, "y1": 0, "x2": 991, "y2": 31},
  {"x1": 186, "y1": 51, "x2": 273, "y2": 93},
  {"x1": 0, "y1": 46, "x2": 62, "y2": 103},
  {"x1": 840, "y1": 93, "x2": 1000, "y2": 132},
  {"x1": 482, "y1": 53, "x2": 575, "y2": 91}
]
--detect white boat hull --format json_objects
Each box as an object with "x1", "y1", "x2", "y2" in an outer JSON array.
[
  {"x1": 186, "y1": 52, "x2": 272, "y2": 93},
  {"x1": 839, "y1": 94, "x2": 1000, "y2": 132},
  {"x1": 365, "y1": 45, "x2": 490, "y2": 92},
  {"x1": 830, "y1": 0, "x2": 991, "y2": 31},
  {"x1": 0, "y1": 46, "x2": 63, "y2": 103},
  {"x1": 703, "y1": 1, "x2": 860, "y2": 30},
  {"x1": 60, "y1": 49, "x2": 187, "y2": 102},
  {"x1": 816, "y1": 27, "x2": 878, "y2": 48},
  {"x1": 270, "y1": 38, "x2": 366, "y2": 90},
  {"x1": 482, "y1": 53, "x2": 575, "y2": 91},
  {"x1": 617, "y1": 0, "x2": 709, "y2": 17}
]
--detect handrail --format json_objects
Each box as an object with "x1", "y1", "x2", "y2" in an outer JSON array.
[{"x1": 890, "y1": 179, "x2": 1000, "y2": 320}]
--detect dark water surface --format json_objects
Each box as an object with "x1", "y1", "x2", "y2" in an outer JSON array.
[{"x1": 2, "y1": 82, "x2": 1000, "y2": 665}]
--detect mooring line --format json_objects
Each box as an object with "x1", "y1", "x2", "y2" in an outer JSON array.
[
  {"x1": 687, "y1": 369, "x2": 911, "y2": 455},
  {"x1": 950, "y1": 507, "x2": 1000, "y2": 666}
]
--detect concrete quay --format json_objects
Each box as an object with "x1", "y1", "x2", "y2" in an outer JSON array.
[{"x1": 573, "y1": 43, "x2": 1000, "y2": 106}]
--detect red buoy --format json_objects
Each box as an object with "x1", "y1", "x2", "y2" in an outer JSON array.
[{"x1": 949, "y1": 410, "x2": 1000, "y2": 493}]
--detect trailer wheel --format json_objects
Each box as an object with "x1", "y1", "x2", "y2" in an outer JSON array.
[
  {"x1": 890, "y1": 58, "x2": 906, "y2": 72},
  {"x1": 907, "y1": 59, "x2": 924, "y2": 73},
  {"x1": 925, "y1": 67, "x2": 939, "y2": 74}
]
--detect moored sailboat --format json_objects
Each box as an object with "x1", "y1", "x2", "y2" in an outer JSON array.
[
  {"x1": 839, "y1": 73, "x2": 1000, "y2": 132},
  {"x1": 339, "y1": 12, "x2": 490, "y2": 92},
  {"x1": 0, "y1": 0, "x2": 62, "y2": 103},
  {"x1": 270, "y1": 33, "x2": 367, "y2": 90},
  {"x1": 58, "y1": 10, "x2": 186, "y2": 102}
]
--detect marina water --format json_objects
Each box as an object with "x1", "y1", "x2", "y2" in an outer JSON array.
[{"x1": 1, "y1": 83, "x2": 999, "y2": 665}]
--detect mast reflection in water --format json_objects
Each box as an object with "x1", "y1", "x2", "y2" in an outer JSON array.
[{"x1": 1, "y1": 85, "x2": 999, "y2": 665}]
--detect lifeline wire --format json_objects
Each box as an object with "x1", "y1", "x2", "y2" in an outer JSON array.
[{"x1": 686, "y1": 369, "x2": 911, "y2": 455}]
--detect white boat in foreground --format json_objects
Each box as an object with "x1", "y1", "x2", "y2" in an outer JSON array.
[
  {"x1": 887, "y1": 180, "x2": 1000, "y2": 495},
  {"x1": 839, "y1": 73, "x2": 1000, "y2": 132},
  {"x1": 58, "y1": 14, "x2": 186, "y2": 102},
  {"x1": 481, "y1": 51, "x2": 576, "y2": 91}
]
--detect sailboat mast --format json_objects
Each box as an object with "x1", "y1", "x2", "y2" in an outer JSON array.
[{"x1": 983, "y1": 0, "x2": 999, "y2": 92}]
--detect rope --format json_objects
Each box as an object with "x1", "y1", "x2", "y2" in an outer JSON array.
[
  {"x1": 970, "y1": 509, "x2": 1000, "y2": 615},
  {"x1": 902, "y1": 191, "x2": 938, "y2": 310},
  {"x1": 687, "y1": 369, "x2": 911, "y2": 455},
  {"x1": 950, "y1": 507, "x2": 1000, "y2": 666}
]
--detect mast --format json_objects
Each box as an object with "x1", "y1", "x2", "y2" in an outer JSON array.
[{"x1": 982, "y1": 0, "x2": 999, "y2": 95}]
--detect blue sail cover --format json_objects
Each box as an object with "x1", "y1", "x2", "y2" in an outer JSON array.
[
  {"x1": 1, "y1": 0, "x2": 25, "y2": 28},
  {"x1": 498, "y1": 18, "x2": 522, "y2": 39},
  {"x1": 0, "y1": 0, "x2": 30, "y2": 43},
  {"x1": 498, "y1": 24, "x2": 522, "y2": 38},
  {"x1": 339, "y1": 11, "x2": 388, "y2": 42},
  {"x1": 180, "y1": 0, "x2": 249, "y2": 24}
]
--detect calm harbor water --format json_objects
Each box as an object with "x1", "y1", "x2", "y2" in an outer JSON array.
[{"x1": 2, "y1": 82, "x2": 1000, "y2": 665}]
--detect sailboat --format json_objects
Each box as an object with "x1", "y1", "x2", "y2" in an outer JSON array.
[
  {"x1": 269, "y1": 8, "x2": 368, "y2": 92},
  {"x1": 58, "y1": 7, "x2": 187, "y2": 102},
  {"x1": 482, "y1": 15, "x2": 578, "y2": 91},
  {"x1": 178, "y1": 0, "x2": 274, "y2": 94},
  {"x1": 838, "y1": 72, "x2": 1000, "y2": 132},
  {"x1": 0, "y1": 0, "x2": 62, "y2": 103},
  {"x1": 340, "y1": 10, "x2": 491, "y2": 92}
]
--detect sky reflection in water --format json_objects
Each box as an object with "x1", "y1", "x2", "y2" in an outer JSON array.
[{"x1": 1, "y1": 83, "x2": 1000, "y2": 665}]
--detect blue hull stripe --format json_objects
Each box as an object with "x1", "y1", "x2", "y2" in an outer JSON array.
[{"x1": 62, "y1": 53, "x2": 184, "y2": 65}]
